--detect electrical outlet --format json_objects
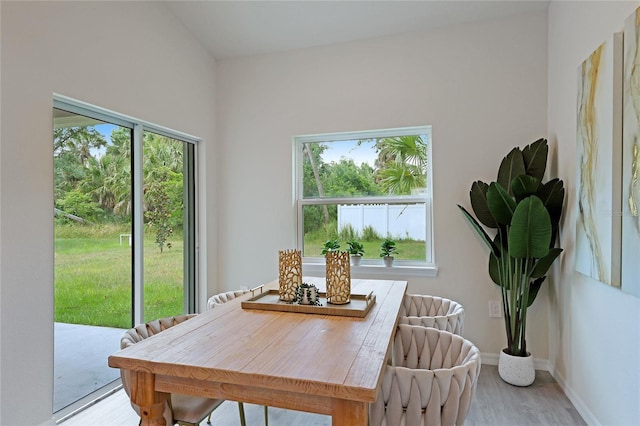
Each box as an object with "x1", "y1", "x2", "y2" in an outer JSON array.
[{"x1": 489, "y1": 300, "x2": 502, "y2": 318}]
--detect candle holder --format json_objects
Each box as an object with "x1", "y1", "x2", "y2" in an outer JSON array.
[
  {"x1": 325, "y1": 251, "x2": 351, "y2": 304},
  {"x1": 278, "y1": 249, "x2": 301, "y2": 301}
]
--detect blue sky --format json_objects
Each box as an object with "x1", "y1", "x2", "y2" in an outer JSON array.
[
  {"x1": 95, "y1": 123, "x2": 117, "y2": 142},
  {"x1": 320, "y1": 139, "x2": 377, "y2": 166},
  {"x1": 91, "y1": 123, "x2": 117, "y2": 158}
]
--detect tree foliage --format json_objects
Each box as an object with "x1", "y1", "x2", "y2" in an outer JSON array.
[
  {"x1": 374, "y1": 135, "x2": 428, "y2": 195},
  {"x1": 54, "y1": 125, "x2": 185, "y2": 252},
  {"x1": 302, "y1": 134, "x2": 428, "y2": 235}
]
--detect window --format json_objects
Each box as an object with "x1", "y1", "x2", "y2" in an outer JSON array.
[
  {"x1": 52, "y1": 96, "x2": 199, "y2": 416},
  {"x1": 295, "y1": 126, "x2": 435, "y2": 275}
]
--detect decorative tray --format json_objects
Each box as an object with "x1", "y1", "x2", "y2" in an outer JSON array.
[{"x1": 241, "y1": 289, "x2": 376, "y2": 318}]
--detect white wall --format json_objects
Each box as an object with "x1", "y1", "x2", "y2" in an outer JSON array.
[
  {"x1": 548, "y1": 2, "x2": 640, "y2": 425},
  {"x1": 217, "y1": 11, "x2": 548, "y2": 362},
  {"x1": 0, "y1": 2, "x2": 217, "y2": 424}
]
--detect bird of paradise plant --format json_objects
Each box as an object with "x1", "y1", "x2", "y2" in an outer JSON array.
[{"x1": 458, "y1": 138, "x2": 564, "y2": 356}]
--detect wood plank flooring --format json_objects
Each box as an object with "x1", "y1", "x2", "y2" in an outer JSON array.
[{"x1": 60, "y1": 365, "x2": 585, "y2": 425}]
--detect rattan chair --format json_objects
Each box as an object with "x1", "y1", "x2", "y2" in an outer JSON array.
[
  {"x1": 370, "y1": 324, "x2": 481, "y2": 426},
  {"x1": 206, "y1": 289, "x2": 251, "y2": 310},
  {"x1": 399, "y1": 294, "x2": 465, "y2": 335},
  {"x1": 207, "y1": 290, "x2": 269, "y2": 426},
  {"x1": 120, "y1": 314, "x2": 241, "y2": 426}
]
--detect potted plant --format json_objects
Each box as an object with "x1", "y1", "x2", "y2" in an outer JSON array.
[
  {"x1": 321, "y1": 239, "x2": 340, "y2": 255},
  {"x1": 346, "y1": 240, "x2": 365, "y2": 266},
  {"x1": 379, "y1": 238, "x2": 397, "y2": 267},
  {"x1": 458, "y1": 138, "x2": 564, "y2": 386},
  {"x1": 294, "y1": 282, "x2": 321, "y2": 306}
]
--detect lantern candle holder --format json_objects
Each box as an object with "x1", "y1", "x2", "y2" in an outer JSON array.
[
  {"x1": 325, "y1": 251, "x2": 351, "y2": 304},
  {"x1": 278, "y1": 249, "x2": 301, "y2": 302}
]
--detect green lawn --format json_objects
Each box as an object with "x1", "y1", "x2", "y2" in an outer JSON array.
[
  {"x1": 55, "y1": 231, "x2": 183, "y2": 329},
  {"x1": 55, "y1": 227, "x2": 426, "y2": 329}
]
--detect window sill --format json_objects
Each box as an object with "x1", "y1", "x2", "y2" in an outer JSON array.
[{"x1": 302, "y1": 262, "x2": 438, "y2": 279}]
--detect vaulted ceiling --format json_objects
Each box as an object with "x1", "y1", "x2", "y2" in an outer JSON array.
[{"x1": 164, "y1": 1, "x2": 550, "y2": 59}]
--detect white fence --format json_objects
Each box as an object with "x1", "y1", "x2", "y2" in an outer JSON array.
[{"x1": 337, "y1": 204, "x2": 426, "y2": 241}]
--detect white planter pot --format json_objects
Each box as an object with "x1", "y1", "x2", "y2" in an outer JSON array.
[
  {"x1": 298, "y1": 286, "x2": 318, "y2": 305},
  {"x1": 498, "y1": 349, "x2": 535, "y2": 386},
  {"x1": 351, "y1": 254, "x2": 362, "y2": 266},
  {"x1": 383, "y1": 256, "x2": 394, "y2": 267}
]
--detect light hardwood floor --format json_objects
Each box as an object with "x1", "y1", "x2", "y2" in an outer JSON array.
[{"x1": 60, "y1": 365, "x2": 585, "y2": 426}]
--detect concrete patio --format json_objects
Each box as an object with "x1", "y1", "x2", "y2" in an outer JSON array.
[{"x1": 54, "y1": 323, "x2": 126, "y2": 413}]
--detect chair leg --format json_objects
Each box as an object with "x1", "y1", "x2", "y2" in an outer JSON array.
[
  {"x1": 238, "y1": 402, "x2": 246, "y2": 426},
  {"x1": 264, "y1": 405, "x2": 268, "y2": 426},
  {"x1": 207, "y1": 411, "x2": 212, "y2": 425}
]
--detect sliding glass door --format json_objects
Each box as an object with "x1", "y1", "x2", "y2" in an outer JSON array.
[{"x1": 52, "y1": 102, "x2": 197, "y2": 415}]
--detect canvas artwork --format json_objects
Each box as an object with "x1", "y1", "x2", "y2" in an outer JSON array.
[
  {"x1": 622, "y1": 8, "x2": 640, "y2": 298},
  {"x1": 575, "y1": 33, "x2": 623, "y2": 287}
]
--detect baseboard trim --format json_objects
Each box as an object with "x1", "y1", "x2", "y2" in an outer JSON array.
[
  {"x1": 549, "y1": 365, "x2": 600, "y2": 426},
  {"x1": 480, "y1": 351, "x2": 550, "y2": 371}
]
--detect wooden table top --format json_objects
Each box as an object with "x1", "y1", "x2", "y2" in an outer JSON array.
[{"x1": 109, "y1": 277, "x2": 407, "y2": 408}]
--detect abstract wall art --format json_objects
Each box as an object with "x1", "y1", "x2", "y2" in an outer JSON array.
[
  {"x1": 575, "y1": 33, "x2": 623, "y2": 287},
  {"x1": 622, "y1": 8, "x2": 640, "y2": 298}
]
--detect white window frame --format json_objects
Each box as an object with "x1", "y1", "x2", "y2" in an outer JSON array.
[{"x1": 294, "y1": 126, "x2": 437, "y2": 278}]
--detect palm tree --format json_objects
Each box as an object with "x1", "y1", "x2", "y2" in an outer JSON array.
[
  {"x1": 143, "y1": 133, "x2": 183, "y2": 174},
  {"x1": 53, "y1": 126, "x2": 106, "y2": 166},
  {"x1": 374, "y1": 135, "x2": 427, "y2": 195}
]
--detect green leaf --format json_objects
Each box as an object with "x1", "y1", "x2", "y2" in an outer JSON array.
[
  {"x1": 527, "y1": 276, "x2": 546, "y2": 307},
  {"x1": 458, "y1": 205, "x2": 499, "y2": 256},
  {"x1": 470, "y1": 181, "x2": 498, "y2": 228},
  {"x1": 522, "y1": 138, "x2": 548, "y2": 180},
  {"x1": 489, "y1": 252, "x2": 501, "y2": 286},
  {"x1": 497, "y1": 148, "x2": 525, "y2": 194},
  {"x1": 511, "y1": 175, "x2": 541, "y2": 202},
  {"x1": 536, "y1": 178, "x2": 565, "y2": 243},
  {"x1": 489, "y1": 243, "x2": 516, "y2": 289},
  {"x1": 531, "y1": 248, "x2": 563, "y2": 278},
  {"x1": 486, "y1": 182, "x2": 516, "y2": 226},
  {"x1": 508, "y1": 196, "x2": 551, "y2": 259}
]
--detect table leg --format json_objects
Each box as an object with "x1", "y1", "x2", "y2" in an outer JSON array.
[
  {"x1": 331, "y1": 399, "x2": 368, "y2": 426},
  {"x1": 128, "y1": 370, "x2": 169, "y2": 426}
]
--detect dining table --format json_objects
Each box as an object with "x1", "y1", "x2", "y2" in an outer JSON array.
[{"x1": 108, "y1": 276, "x2": 408, "y2": 426}]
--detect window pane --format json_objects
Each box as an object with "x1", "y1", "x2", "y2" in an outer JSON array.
[
  {"x1": 142, "y1": 131, "x2": 186, "y2": 322},
  {"x1": 302, "y1": 203, "x2": 427, "y2": 261},
  {"x1": 302, "y1": 133, "x2": 429, "y2": 198},
  {"x1": 53, "y1": 108, "x2": 132, "y2": 411}
]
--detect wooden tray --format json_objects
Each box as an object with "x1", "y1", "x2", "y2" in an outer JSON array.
[{"x1": 241, "y1": 289, "x2": 376, "y2": 318}]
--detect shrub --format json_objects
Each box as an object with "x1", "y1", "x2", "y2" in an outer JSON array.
[
  {"x1": 339, "y1": 223, "x2": 359, "y2": 241},
  {"x1": 362, "y1": 225, "x2": 381, "y2": 242},
  {"x1": 322, "y1": 220, "x2": 339, "y2": 241}
]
